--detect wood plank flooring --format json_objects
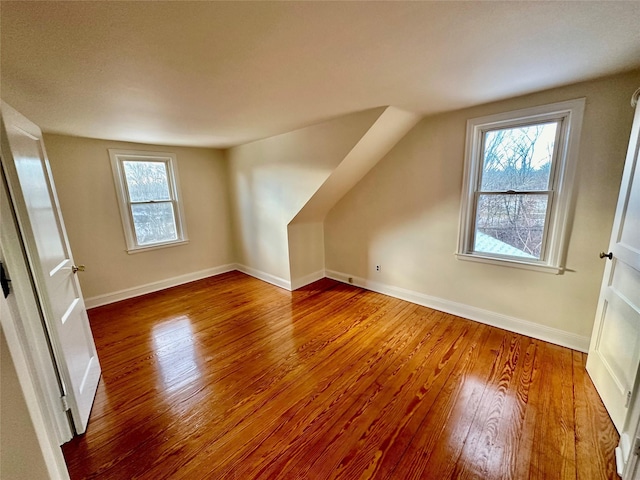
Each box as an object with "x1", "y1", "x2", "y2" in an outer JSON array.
[{"x1": 62, "y1": 271, "x2": 618, "y2": 479}]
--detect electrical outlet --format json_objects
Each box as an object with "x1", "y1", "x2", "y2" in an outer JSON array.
[{"x1": 376, "y1": 265, "x2": 381, "y2": 272}]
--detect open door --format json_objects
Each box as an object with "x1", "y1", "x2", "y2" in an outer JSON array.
[
  {"x1": 586, "y1": 88, "x2": 640, "y2": 471},
  {"x1": 0, "y1": 102, "x2": 101, "y2": 435}
]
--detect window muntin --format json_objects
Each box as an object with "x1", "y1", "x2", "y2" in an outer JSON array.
[
  {"x1": 109, "y1": 150, "x2": 188, "y2": 252},
  {"x1": 457, "y1": 99, "x2": 585, "y2": 272}
]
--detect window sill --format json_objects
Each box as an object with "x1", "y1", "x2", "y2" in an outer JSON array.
[
  {"x1": 455, "y1": 253, "x2": 563, "y2": 274},
  {"x1": 126, "y1": 239, "x2": 189, "y2": 254}
]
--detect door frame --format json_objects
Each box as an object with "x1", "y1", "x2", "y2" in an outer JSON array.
[
  {"x1": 621, "y1": 387, "x2": 640, "y2": 478},
  {"x1": 1, "y1": 136, "x2": 71, "y2": 477}
]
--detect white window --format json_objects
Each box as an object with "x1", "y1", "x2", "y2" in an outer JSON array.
[
  {"x1": 109, "y1": 149, "x2": 188, "y2": 253},
  {"x1": 457, "y1": 98, "x2": 585, "y2": 273}
]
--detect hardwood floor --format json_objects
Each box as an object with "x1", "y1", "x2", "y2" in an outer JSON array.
[{"x1": 62, "y1": 271, "x2": 618, "y2": 479}]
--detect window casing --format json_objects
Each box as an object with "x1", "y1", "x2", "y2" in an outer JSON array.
[
  {"x1": 457, "y1": 99, "x2": 585, "y2": 273},
  {"x1": 109, "y1": 149, "x2": 188, "y2": 253}
]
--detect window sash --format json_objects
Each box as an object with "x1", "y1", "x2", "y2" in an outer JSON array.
[
  {"x1": 470, "y1": 120, "x2": 562, "y2": 263},
  {"x1": 122, "y1": 160, "x2": 172, "y2": 203},
  {"x1": 456, "y1": 98, "x2": 585, "y2": 273},
  {"x1": 476, "y1": 119, "x2": 563, "y2": 194},
  {"x1": 109, "y1": 150, "x2": 188, "y2": 252},
  {"x1": 470, "y1": 191, "x2": 554, "y2": 262},
  {"x1": 120, "y1": 159, "x2": 182, "y2": 247},
  {"x1": 129, "y1": 201, "x2": 179, "y2": 246}
]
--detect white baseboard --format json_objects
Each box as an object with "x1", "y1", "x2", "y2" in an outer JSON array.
[
  {"x1": 84, "y1": 264, "x2": 237, "y2": 308},
  {"x1": 290, "y1": 270, "x2": 325, "y2": 290},
  {"x1": 325, "y1": 269, "x2": 591, "y2": 352},
  {"x1": 615, "y1": 445, "x2": 624, "y2": 477},
  {"x1": 84, "y1": 264, "x2": 591, "y2": 352},
  {"x1": 235, "y1": 264, "x2": 292, "y2": 291},
  {"x1": 619, "y1": 433, "x2": 631, "y2": 470}
]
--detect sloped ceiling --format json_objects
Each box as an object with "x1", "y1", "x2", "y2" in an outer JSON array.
[
  {"x1": 292, "y1": 107, "x2": 421, "y2": 223},
  {"x1": 2, "y1": 1, "x2": 639, "y2": 148}
]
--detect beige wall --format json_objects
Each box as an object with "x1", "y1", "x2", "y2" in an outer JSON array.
[
  {"x1": 288, "y1": 221, "x2": 325, "y2": 286},
  {"x1": 325, "y1": 70, "x2": 640, "y2": 340},
  {"x1": 227, "y1": 108, "x2": 384, "y2": 284},
  {"x1": 1, "y1": 328, "x2": 50, "y2": 480},
  {"x1": 44, "y1": 135, "x2": 234, "y2": 300}
]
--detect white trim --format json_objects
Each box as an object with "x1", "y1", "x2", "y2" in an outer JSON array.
[
  {"x1": 125, "y1": 239, "x2": 189, "y2": 254},
  {"x1": 457, "y1": 98, "x2": 585, "y2": 272},
  {"x1": 84, "y1": 264, "x2": 236, "y2": 308},
  {"x1": 235, "y1": 264, "x2": 292, "y2": 291},
  {"x1": 620, "y1": 432, "x2": 632, "y2": 466},
  {"x1": 108, "y1": 149, "x2": 188, "y2": 252},
  {"x1": 325, "y1": 269, "x2": 590, "y2": 352},
  {"x1": 455, "y1": 252, "x2": 562, "y2": 274},
  {"x1": 616, "y1": 445, "x2": 625, "y2": 476},
  {"x1": 84, "y1": 263, "x2": 296, "y2": 308},
  {"x1": 87, "y1": 263, "x2": 590, "y2": 350},
  {"x1": 290, "y1": 270, "x2": 325, "y2": 290},
  {"x1": 621, "y1": 384, "x2": 640, "y2": 479}
]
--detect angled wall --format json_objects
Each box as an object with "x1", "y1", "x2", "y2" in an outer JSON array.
[
  {"x1": 226, "y1": 108, "x2": 386, "y2": 288},
  {"x1": 288, "y1": 107, "x2": 420, "y2": 288},
  {"x1": 227, "y1": 106, "x2": 420, "y2": 290}
]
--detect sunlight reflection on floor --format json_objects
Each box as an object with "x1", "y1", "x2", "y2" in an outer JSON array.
[{"x1": 152, "y1": 316, "x2": 202, "y2": 394}]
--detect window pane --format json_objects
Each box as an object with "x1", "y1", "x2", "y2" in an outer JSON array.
[
  {"x1": 480, "y1": 122, "x2": 558, "y2": 192},
  {"x1": 131, "y1": 202, "x2": 177, "y2": 245},
  {"x1": 123, "y1": 161, "x2": 171, "y2": 202},
  {"x1": 474, "y1": 194, "x2": 548, "y2": 259}
]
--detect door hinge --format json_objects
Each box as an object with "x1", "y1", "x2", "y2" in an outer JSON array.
[
  {"x1": 60, "y1": 395, "x2": 70, "y2": 412},
  {"x1": 634, "y1": 437, "x2": 640, "y2": 457},
  {"x1": 626, "y1": 390, "x2": 632, "y2": 408},
  {"x1": 0, "y1": 261, "x2": 11, "y2": 298}
]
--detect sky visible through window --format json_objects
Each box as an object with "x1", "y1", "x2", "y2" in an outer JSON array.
[{"x1": 474, "y1": 122, "x2": 558, "y2": 259}]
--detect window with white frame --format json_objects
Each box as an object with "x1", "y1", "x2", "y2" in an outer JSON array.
[
  {"x1": 109, "y1": 149, "x2": 188, "y2": 253},
  {"x1": 457, "y1": 99, "x2": 585, "y2": 273}
]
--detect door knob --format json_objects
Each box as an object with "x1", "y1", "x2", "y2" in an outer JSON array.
[
  {"x1": 71, "y1": 264, "x2": 85, "y2": 274},
  {"x1": 599, "y1": 252, "x2": 613, "y2": 260}
]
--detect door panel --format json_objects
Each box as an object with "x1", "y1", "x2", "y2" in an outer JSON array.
[
  {"x1": 611, "y1": 260, "x2": 640, "y2": 307},
  {"x1": 1, "y1": 102, "x2": 100, "y2": 435},
  {"x1": 11, "y1": 135, "x2": 68, "y2": 270},
  {"x1": 597, "y1": 287, "x2": 640, "y2": 393},
  {"x1": 619, "y1": 164, "x2": 640, "y2": 251},
  {"x1": 616, "y1": 107, "x2": 640, "y2": 278}
]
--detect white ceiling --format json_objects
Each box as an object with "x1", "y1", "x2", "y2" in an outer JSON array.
[{"x1": 2, "y1": 1, "x2": 640, "y2": 148}]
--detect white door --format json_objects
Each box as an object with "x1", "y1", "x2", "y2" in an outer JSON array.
[
  {"x1": 0, "y1": 102, "x2": 101, "y2": 434},
  {"x1": 586, "y1": 91, "x2": 640, "y2": 436}
]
